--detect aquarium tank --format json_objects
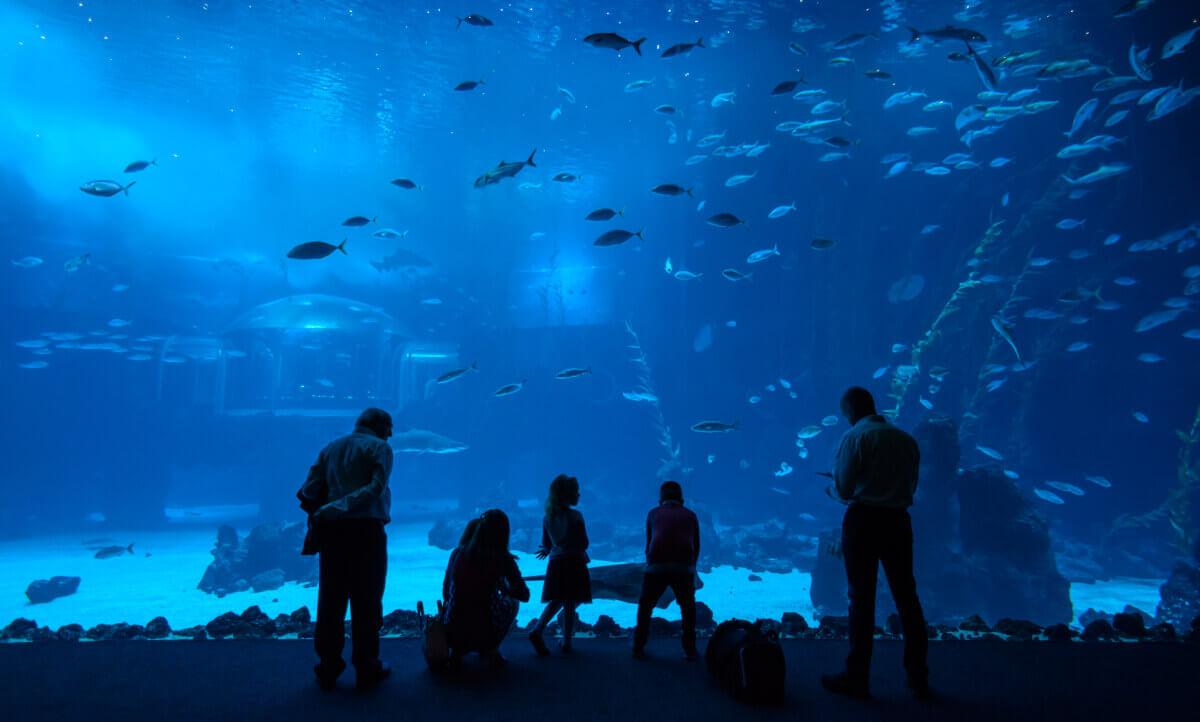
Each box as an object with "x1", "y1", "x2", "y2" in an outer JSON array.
[{"x1": 1, "y1": 0, "x2": 1199, "y2": 639}]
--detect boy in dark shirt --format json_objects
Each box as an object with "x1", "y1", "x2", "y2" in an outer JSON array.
[{"x1": 632, "y1": 481, "x2": 701, "y2": 660}]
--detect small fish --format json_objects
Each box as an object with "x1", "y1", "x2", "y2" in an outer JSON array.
[
  {"x1": 80, "y1": 180, "x2": 136, "y2": 197},
  {"x1": 724, "y1": 172, "x2": 756, "y2": 187},
  {"x1": 674, "y1": 270, "x2": 702, "y2": 281},
  {"x1": 1133, "y1": 411, "x2": 1150, "y2": 423},
  {"x1": 1046, "y1": 481, "x2": 1085, "y2": 496},
  {"x1": 692, "y1": 420, "x2": 737, "y2": 433},
  {"x1": 821, "y1": 415, "x2": 839, "y2": 427},
  {"x1": 661, "y1": 37, "x2": 705, "y2": 58},
  {"x1": 124, "y1": 159, "x2": 156, "y2": 173},
  {"x1": 553, "y1": 172, "x2": 579, "y2": 183},
  {"x1": 11, "y1": 256, "x2": 43, "y2": 268},
  {"x1": 768, "y1": 202, "x2": 797, "y2": 219},
  {"x1": 556, "y1": 84, "x2": 576, "y2": 103},
  {"x1": 873, "y1": 366, "x2": 890, "y2": 379},
  {"x1": 651, "y1": 183, "x2": 692, "y2": 197},
  {"x1": 107, "y1": 319, "x2": 131, "y2": 328},
  {"x1": 287, "y1": 239, "x2": 347, "y2": 260},
  {"x1": 976, "y1": 444, "x2": 1005, "y2": 461},
  {"x1": 748, "y1": 395, "x2": 762, "y2": 405},
  {"x1": 706, "y1": 213, "x2": 745, "y2": 228},
  {"x1": 19, "y1": 361, "x2": 48, "y2": 369},
  {"x1": 1066, "y1": 341, "x2": 1092, "y2": 352},
  {"x1": 1084, "y1": 475, "x2": 1113, "y2": 488},
  {"x1": 797, "y1": 425, "x2": 823, "y2": 440},
  {"x1": 865, "y1": 69, "x2": 892, "y2": 80},
  {"x1": 1056, "y1": 218, "x2": 1086, "y2": 230},
  {"x1": 583, "y1": 33, "x2": 646, "y2": 55},
  {"x1": 1162, "y1": 26, "x2": 1199, "y2": 60},
  {"x1": 494, "y1": 381, "x2": 525, "y2": 397},
  {"x1": 986, "y1": 378, "x2": 1007, "y2": 392},
  {"x1": 94, "y1": 543, "x2": 134, "y2": 559},
  {"x1": 654, "y1": 104, "x2": 678, "y2": 115},
  {"x1": 1033, "y1": 489, "x2": 1065, "y2": 505},
  {"x1": 555, "y1": 367, "x2": 592, "y2": 379},
  {"x1": 711, "y1": 91, "x2": 737, "y2": 108},
  {"x1": 436, "y1": 364, "x2": 478, "y2": 384},
  {"x1": 721, "y1": 268, "x2": 752, "y2": 282},
  {"x1": 771, "y1": 80, "x2": 804, "y2": 96},
  {"x1": 342, "y1": 216, "x2": 375, "y2": 227},
  {"x1": 586, "y1": 208, "x2": 623, "y2": 222},
  {"x1": 747, "y1": 245, "x2": 779, "y2": 264},
  {"x1": 810, "y1": 238, "x2": 837, "y2": 250},
  {"x1": 624, "y1": 79, "x2": 654, "y2": 93},
  {"x1": 1137, "y1": 352, "x2": 1165, "y2": 363},
  {"x1": 456, "y1": 14, "x2": 493, "y2": 28},
  {"x1": 788, "y1": 42, "x2": 808, "y2": 56},
  {"x1": 594, "y1": 229, "x2": 643, "y2": 247}
]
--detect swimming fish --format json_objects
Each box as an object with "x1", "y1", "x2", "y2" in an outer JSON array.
[
  {"x1": 706, "y1": 213, "x2": 745, "y2": 228},
  {"x1": 456, "y1": 14, "x2": 493, "y2": 28},
  {"x1": 436, "y1": 363, "x2": 478, "y2": 384},
  {"x1": 390, "y1": 178, "x2": 421, "y2": 190},
  {"x1": 746, "y1": 246, "x2": 779, "y2": 264},
  {"x1": 287, "y1": 239, "x2": 346, "y2": 260},
  {"x1": 651, "y1": 183, "x2": 692, "y2": 197},
  {"x1": 594, "y1": 229, "x2": 644, "y2": 247},
  {"x1": 342, "y1": 216, "x2": 375, "y2": 226},
  {"x1": 555, "y1": 367, "x2": 592, "y2": 379},
  {"x1": 1033, "y1": 489, "x2": 1065, "y2": 505},
  {"x1": 454, "y1": 79, "x2": 484, "y2": 91},
  {"x1": 1045, "y1": 481, "x2": 1085, "y2": 496},
  {"x1": 768, "y1": 202, "x2": 796, "y2": 219},
  {"x1": 661, "y1": 37, "x2": 705, "y2": 58},
  {"x1": 124, "y1": 159, "x2": 156, "y2": 173},
  {"x1": 94, "y1": 544, "x2": 135, "y2": 559},
  {"x1": 474, "y1": 149, "x2": 538, "y2": 188},
  {"x1": 692, "y1": 420, "x2": 737, "y2": 433},
  {"x1": 584, "y1": 33, "x2": 645, "y2": 55},
  {"x1": 585, "y1": 208, "x2": 623, "y2": 221},
  {"x1": 494, "y1": 381, "x2": 525, "y2": 397},
  {"x1": 80, "y1": 180, "x2": 136, "y2": 197},
  {"x1": 975, "y1": 444, "x2": 1005, "y2": 461}
]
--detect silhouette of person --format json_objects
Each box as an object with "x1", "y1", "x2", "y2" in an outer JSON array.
[
  {"x1": 529, "y1": 474, "x2": 592, "y2": 655},
  {"x1": 297, "y1": 407, "x2": 394, "y2": 691},
  {"x1": 632, "y1": 480, "x2": 700, "y2": 660},
  {"x1": 821, "y1": 387, "x2": 930, "y2": 699},
  {"x1": 442, "y1": 509, "x2": 531, "y2": 667}
]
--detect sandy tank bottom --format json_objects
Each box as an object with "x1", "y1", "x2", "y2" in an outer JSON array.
[{"x1": 0, "y1": 522, "x2": 1164, "y2": 632}]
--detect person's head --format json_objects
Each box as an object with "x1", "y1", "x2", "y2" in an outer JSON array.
[
  {"x1": 465, "y1": 509, "x2": 511, "y2": 562},
  {"x1": 457, "y1": 517, "x2": 481, "y2": 548},
  {"x1": 545, "y1": 474, "x2": 580, "y2": 515},
  {"x1": 355, "y1": 407, "x2": 393, "y2": 440},
  {"x1": 840, "y1": 386, "x2": 877, "y2": 425},
  {"x1": 659, "y1": 480, "x2": 684, "y2": 504}
]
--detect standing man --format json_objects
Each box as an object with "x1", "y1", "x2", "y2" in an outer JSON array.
[
  {"x1": 821, "y1": 387, "x2": 930, "y2": 700},
  {"x1": 632, "y1": 480, "x2": 701, "y2": 660},
  {"x1": 298, "y1": 408, "x2": 394, "y2": 691}
]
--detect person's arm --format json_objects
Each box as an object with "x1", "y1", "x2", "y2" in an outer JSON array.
[
  {"x1": 506, "y1": 557, "x2": 531, "y2": 602},
  {"x1": 297, "y1": 450, "x2": 328, "y2": 514},
  {"x1": 317, "y1": 443, "x2": 393, "y2": 517},
  {"x1": 536, "y1": 517, "x2": 551, "y2": 559},
  {"x1": 645, "y1": 509, "x2": 654, "y2": 557},
  {"x1": 691, "y1": 512, "x2": 701, "y2": 565},
  {"x1": 832, "y1": 432, "x2": 862, "y2": 501}
]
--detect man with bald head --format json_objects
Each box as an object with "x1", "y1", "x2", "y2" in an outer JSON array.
[
  {"x1": 821, "y1": 387, "x2": 930, "y2": 700},
  {"x1": 298, "y1": 407, "x2": 394, "y2": 691}
]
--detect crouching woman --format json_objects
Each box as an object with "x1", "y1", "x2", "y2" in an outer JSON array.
[{"x1": 442, "y1": 509, "x2": 530, "y2": 667}]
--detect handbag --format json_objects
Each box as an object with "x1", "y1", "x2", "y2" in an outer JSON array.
[{"x1": 418, "y1": 600, "x2": 450, "y2": 670}]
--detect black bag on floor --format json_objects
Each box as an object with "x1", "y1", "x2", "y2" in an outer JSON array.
[{"x1": 705, "y1": 619, "x2": 786, "y2": 705}]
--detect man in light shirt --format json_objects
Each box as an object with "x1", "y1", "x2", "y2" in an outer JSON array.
[
  {"x1": 298, "y1": 407, "x2": 394, "y2": 691},
  {"x1": 821, "y1": 386, "x2": 930, "y2": 700}
]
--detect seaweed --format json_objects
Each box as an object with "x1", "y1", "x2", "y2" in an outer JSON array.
[{"x1": 624, "y1": 320, "x2": 681, "y2": 480}]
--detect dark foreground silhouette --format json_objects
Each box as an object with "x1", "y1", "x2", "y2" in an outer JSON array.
[{"x1": 2, "y1": 637, "x2": 1196, "y2": 722}]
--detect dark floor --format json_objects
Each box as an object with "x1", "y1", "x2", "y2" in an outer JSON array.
[{"x1": 1, "y1": 637, "x2": 1195, "y2": 722}]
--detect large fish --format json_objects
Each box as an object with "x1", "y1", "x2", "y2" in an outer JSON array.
[
  {"x1": 661, "y1": 38, "x2": 705, "y2": 58},
  {"x1": 473, "y1": 149, "x2": 538, "y2": 188},
  {"x1": 965, "y1": 43, "x2": 998, "y2": 92},
  {"x1": 391, "y1": 429, "x2": 468, "y2": 454},
  {"x1": 909, "y1": 25, "x2": 986, "y2": 44},
  {"x1": 287, "y1": 239, "x2": 346, "y2": 260},
  {"x1": 80, "y1": 180, "x2": 136, "y2": 197},
  {"x1": 583, "y1": 33, "x2": 645, "y2": 55}
]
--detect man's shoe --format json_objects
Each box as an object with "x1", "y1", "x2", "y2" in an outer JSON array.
[
  {"x1": 821, "y1": 672, "x2": 871, "y2": 700},
  {"x1": 908, "y1": 677, "x2": 935, "y2": 701},
  {"x1": 355, "y1": 661, "x2": 391, "y2": 691},
  {"x1": 313, "y1": 661, "x2": 344, "y2": 691}
]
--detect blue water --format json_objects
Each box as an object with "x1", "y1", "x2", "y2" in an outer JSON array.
[{"x1": 2, "y1": 1, "x2": 1199, "y2": 626}]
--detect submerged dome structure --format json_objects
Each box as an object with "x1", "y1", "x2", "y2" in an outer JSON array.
[{"x1": 218, "y1": 294, "x2": 426, "y2": 416}]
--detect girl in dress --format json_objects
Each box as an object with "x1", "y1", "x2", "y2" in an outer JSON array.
[{"x1": 529, "y1": 474, "x2": 592, "y2": 655}]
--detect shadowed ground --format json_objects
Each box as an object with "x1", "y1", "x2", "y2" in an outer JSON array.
[{"x1": 1, "y1": 638, "x2": 1195, "y2": 721}]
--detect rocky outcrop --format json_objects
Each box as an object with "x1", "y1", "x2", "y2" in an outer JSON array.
[
  {"x1": 198, "y1": 522, "x2": 316, "y2": 598},
  {"x1": 25, "y1": 576, "x2": 81, "y2": 605},
  {"x1": 1156, "y1": 561, "x2": 1200, "y2": 633}
]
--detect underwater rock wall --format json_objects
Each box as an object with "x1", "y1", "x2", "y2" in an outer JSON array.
[{"x1": 197, "y1": 522, "x2": 316, "y2": 597}]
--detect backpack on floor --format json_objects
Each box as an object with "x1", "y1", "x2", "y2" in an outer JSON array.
[
  {"x1": 705, "y1": 619, "x2": 786, "y2": 705},
  {"x1": 418, "y1": 600, "x2": 450, "y2": 671}
]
